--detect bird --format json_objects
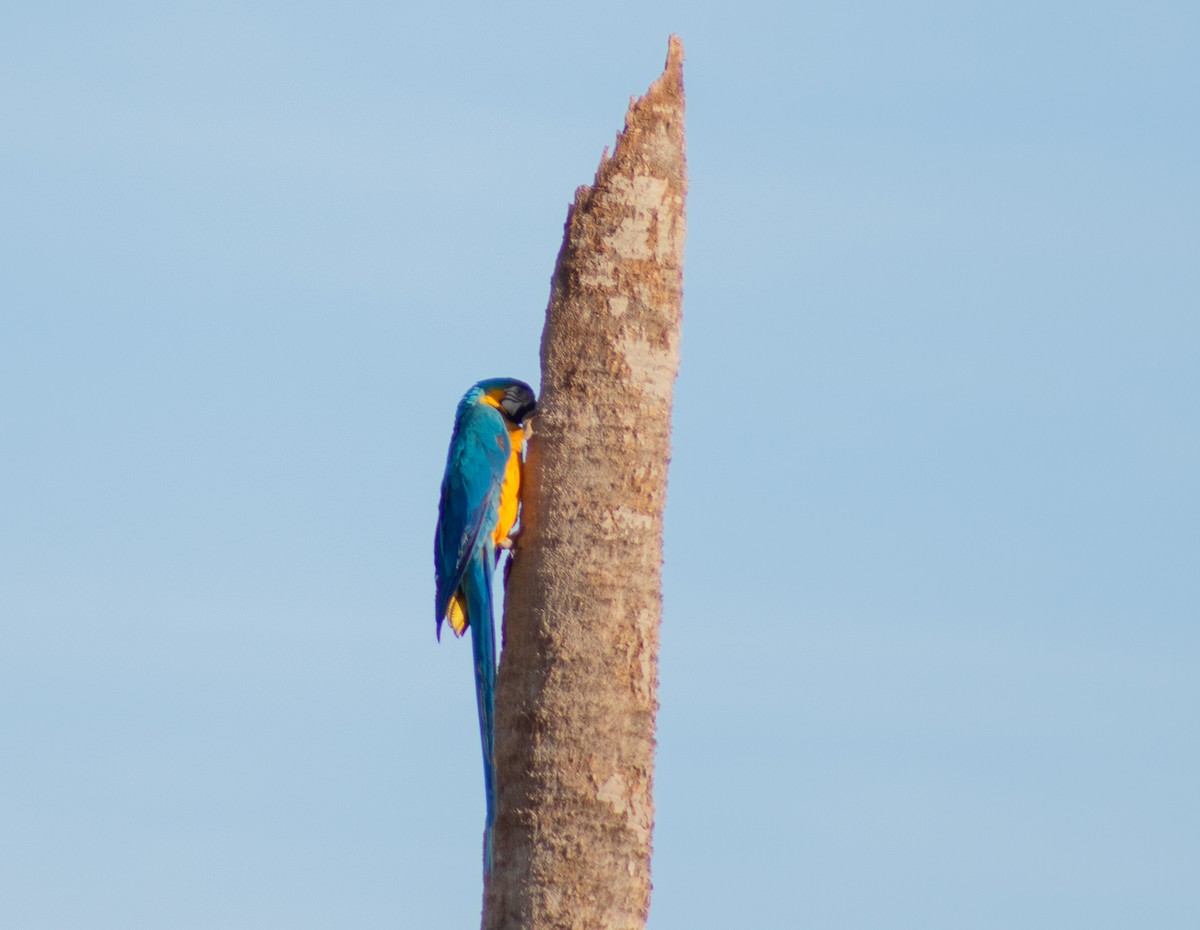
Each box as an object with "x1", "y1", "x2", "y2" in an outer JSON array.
[{"x1": 434, "y1": 377, "x2": 537, "y2": 873}]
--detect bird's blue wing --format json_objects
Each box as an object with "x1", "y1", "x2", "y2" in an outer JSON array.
[{"x1": 434, "y1": 403, "x2": 511, "y2": 635}]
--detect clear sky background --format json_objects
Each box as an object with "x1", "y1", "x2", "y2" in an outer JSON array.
[{"x1": 2, "y1": 3, "x2": 1197, "y2": 928}]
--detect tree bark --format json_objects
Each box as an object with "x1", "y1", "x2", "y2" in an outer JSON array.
[{"x1": 483, "y1": 36, "x2": 686, "y2": 930}]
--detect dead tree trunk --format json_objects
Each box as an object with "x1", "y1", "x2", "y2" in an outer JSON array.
[{"x1": 483, "y1": 36, "x2": 687, "y2": 930}]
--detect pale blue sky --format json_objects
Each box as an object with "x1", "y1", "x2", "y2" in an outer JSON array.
[{"x1": 2, "y1": 3, "x2": 1198, "y2": 928}]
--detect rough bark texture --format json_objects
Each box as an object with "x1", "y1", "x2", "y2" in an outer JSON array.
[{"x1": 482, "y1": 36, "x2": 686, "y2": 930}]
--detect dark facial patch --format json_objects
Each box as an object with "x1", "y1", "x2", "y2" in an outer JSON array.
[{"x1": 500, "y1": 383, "x2": 537, "y2": 423}]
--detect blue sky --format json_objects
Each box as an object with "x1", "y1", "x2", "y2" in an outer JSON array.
[{"x1": 2, "y1": 2, "x2": 1198, "y2": 928}]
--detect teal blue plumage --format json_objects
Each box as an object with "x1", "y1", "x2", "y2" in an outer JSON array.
[{"x1": 434, "y1": 378, "x2": 536, "y2": 874}]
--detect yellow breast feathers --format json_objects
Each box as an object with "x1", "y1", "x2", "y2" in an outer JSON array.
[{"x1": 494, "y1": 423, "x2": 525, "y2": 546}]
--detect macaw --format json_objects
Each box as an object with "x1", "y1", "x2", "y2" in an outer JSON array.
[{"x1": 434, "y1": 377, "x2": 537, "y2": 873}]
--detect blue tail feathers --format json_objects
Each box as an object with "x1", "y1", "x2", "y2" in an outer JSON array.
[{"x1": 465, "y1": 540, "x2": 498, "y2": 874}]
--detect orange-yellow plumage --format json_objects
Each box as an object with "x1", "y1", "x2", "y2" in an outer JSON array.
[
  {"x1": 446, "y1": 591, "x2": 468, "y2": 637},
  {"x1": 494, "y1": 424, "x2": 525, "y2": 546}
]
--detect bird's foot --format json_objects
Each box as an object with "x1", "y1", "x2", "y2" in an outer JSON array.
[{"x1": 497, "y1": 526, "x2": 523, "y2": 551}]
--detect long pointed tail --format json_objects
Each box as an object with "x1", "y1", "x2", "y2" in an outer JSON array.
[{"x1": 466, "y1": 543, "x2": 497, "y2": 874}]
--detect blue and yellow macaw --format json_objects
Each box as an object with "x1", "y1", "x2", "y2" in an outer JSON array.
[{"x1": 434, "y1": 377, "x2": 537, "y2": 872}]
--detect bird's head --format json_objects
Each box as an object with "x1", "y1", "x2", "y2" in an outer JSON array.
[{"x1": 473, "y1": 378, "x2": 537, "y2": 425}]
